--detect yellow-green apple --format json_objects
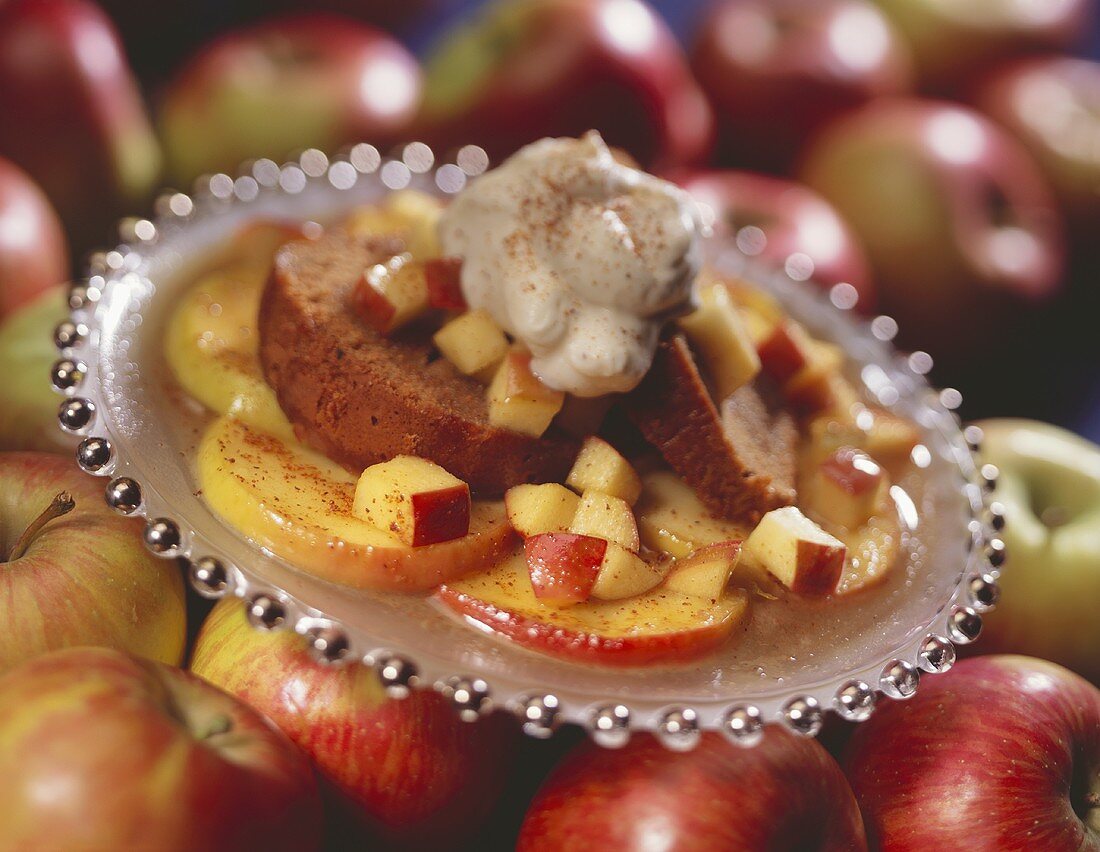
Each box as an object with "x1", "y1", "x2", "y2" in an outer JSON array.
[
  {"x1": 970, "y1": 57, "x2": 1100, "y2": 242},
  {"x1": 869, "y1": 0, "x2": 1093, "y2": 94},
  {"x1": 190, "y1": 599, "x2": 517, "y2": 848},
  {"x1": 744, "y1": 506, "x2": 847, "y2": 595},
  {"x1": 487, "y1": 350, "x2": 566, "y2": 437},
  {"x1": 0, "y1": 0, "x2": 160, "y2": 252},
  {"x1": 0, "y1": 452, "x2": 186, "y2": 673},
  {"x1": 799, "y1": 99, "x2": 1065, "y2": 360},
  {"x1": 517, "y1": 729, "x2": 867, "y2": 851},
  {"x1": 691, "y1": 0, "x2": 912, "y2": 173},
  {"x1": 352, "y1": 455, "x2": 471, "y2": 547},
  {"x1": 975, "y1": 419, "x2": 1100, "y2": 684},
  {"x1": 414, "y1": 0, "x2": 714, "y2": 171},
  {"x1": 843, "y1": 655, "x2": 1100, "y2": 850},
  {"x1": 0, "y1": 647, "x2": 322, "y2": 850},
  {"x1": 0, "y1": 289, "x2": 74, "y2": 453},
  {"x1": 0, "y1": 158, "x2": 67, "y2": 321},
  {"x1": 159, "y1": 14, "x2": 422, "y2": 185},
  {"x1": 672, "y1": 170, "x2": 875, "y2": 309}
]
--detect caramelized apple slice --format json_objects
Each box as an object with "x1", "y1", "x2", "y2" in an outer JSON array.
[
  {"x1": 635, "y1": 471, "x2": 750, "y2": 558},
  {"x1": 437, "y1": 554, "x2": 750, "y2": 666},
  {"x1": 198, "y1": 416, "x2": 514, "y2": 591},
  {"x1": 836, "y1": 507, "x2": 902, "y2": 595},
  {"x1": 164, "y1": 264, "x2": 293, "y2": 440}
]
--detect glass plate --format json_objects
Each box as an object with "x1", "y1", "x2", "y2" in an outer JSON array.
[{"x1": 49, "y1": 143, "x2": 1003, "y2": 749}]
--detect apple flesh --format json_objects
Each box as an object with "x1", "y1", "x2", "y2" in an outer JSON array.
[
  {"x1": 565, "y1": 436, "x2": 642, "y2": 505},
  {"x1": 676, "y1": 282, "x2": 761, "y2": 401},
  {"x1": 415, "y1": 0, "x2": 714, "y2": 171},
  {"x1": 350, "y1": 254, "x2": 430, "y2": 335},
  {"x1": 518, "y1": 729, "x2": 867, "y2": 850},
  {"x1": 744, "y1": 506, "x2": 847, "y2": 595},
  {"x1": 0, "y1": 0, "x2": 160, "y2": 252},
  {"x1": 0, "y1": 452, "x2": 186, "y2": 675},
  {"x1": 634, "y1": 470, "x2": 750, "y2": 558},
  {"x1": 975, "y1": 418, "x2": 1100, "y2": 684},
  {"x1": 159, "y1": 13, "x2": 421, "y2": 184},
  {"x1": 437, "y1": 554, "x2": 749, "y2": 666},
  {"x1": 353, "y1": 455, "x2": 471, "y2": 548},
  {"x1": 691, "y1": 0, "x2": 912, "y2": 173},
  {"x1": 190, "y1": 599, "x2": 516, "y2": 848},
  {"x1": 433, "y1": 308, "x2": 509, "y2": 382},
  {"x1": 569, "y1": 491, "x2": 640, "y2": 552},
  {"x1": 487, "y1": 350, "x2": 566, "y2": 438},
  {"x1": 843, "y1": 655, "x2": 1100, "y2": 850},
  {"x1": 588, "y1": 543, "x2": 669, "y2": 602},
  {"x1": 346, "y1": 189, "x2": 444, "y2": 259},
  {"x1": 664, "y1": 540, "x2": 742, "y2": 601},
  {"x1": 0, "y1": 647, "x2": 321, "y2": 849},
  {"x1": 525, "y1": 532, "x2": 606, "y2": 605},
  {"x1": 810, "y1": 448, "x2": 888, "y2": 530},
  {"x1": 198, "y1": 415, "x2": 514, "y2": 591},
  {"x1": 505, "y1": 483, "x2": 580, "y2": 537}
]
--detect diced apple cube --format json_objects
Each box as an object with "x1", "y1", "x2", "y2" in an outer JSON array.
[
  {"x1": 353, "y1": 455, "x2": 470, "y2": 547},
  {"x1": 505, "y1": 483, "x2": 580, "y2": 537},
  {"x1": 524, "y1": 532, "x2": 606, "y2": 605},
  {"x1": 864, "y1": 409, "x2": 920, "y2": 476},
  {"x1": 433, "y1": 309, "x2": 509, "y2": 383},
  {"x1": 347, "y1": 190, "x2": 443, "y2": 258},
  {"x1": 743, "y1": 506, "x2": 847, "y2": 596},
  {"x1": 664, "y1": 541, "x2": 742, "y2": 600},
  {"x1": 424, "y1": 257, "x2": 466, "y2": 310},
  {"x1": 487, "y1": 350, "x2": 565, "y2": 437},
  {"x1": 565, "y1": 436, "x2": 642, "y2": 505},
  {"x1": 569, "y1": 491, "x2": 640, "y2": 551},
  {"x1": 350, "y1": 254, "x2": 428, "y2": 334},
  {"x1": 757, "y1": 320, "x2": 815, "y2": 384},
  {"x1": 677, "y1": 284, "x2": 761, "y2": 401},
  {"x1": 811, "y1": 448, "x2": 888, "y2": 531},
  {"x1": 590, "y1": 543, "x2": 670, "y2": 601}
]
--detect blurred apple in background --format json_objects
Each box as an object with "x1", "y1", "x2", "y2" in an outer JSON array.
[
  {"x1": 970, "y1": 56, "x2": 1100, "y2": 243},
  {"x1": 0, "y1": 159, "x2": 68, "y2": 322},
  {"x1": 190, "y1": 599, "x2": 517, "y2": 848},
  {"x1": 691, "y1": 0, "x2": 912, "y2": 174},
  {"x1": 159, "y1": 14, "x2": 422, "y2": 186},
  {"x1": 414, "y1": 0, "x2": 714, "y2": 170},
  {"x1": 0, "y1": 0, "x2": 161, "y2": 254},
  {"x1": 672, "y1": 169, "x2": 876, "y2": 310},
  {"x1": 975, "y1": 419, "x2": 1100, "y2": 685},
  {"x1": 799, "y1": 99, "x2": 1065, "y2": 361},
  {"x1": 517, "y1": 730, "x2": 867, "y2": 851},
  {"x1": 844, "y1": 655, "x2": 1100, "y2": 850},
  {"x1": 0, "y1": 647, "x2": 322, "y2": 850},
  {"x1": 870, "y1": 0, "x2": 1093, "y2": 93},
  {"x1": 0, "y1": 452, "x2": 186, "y2": 673}
]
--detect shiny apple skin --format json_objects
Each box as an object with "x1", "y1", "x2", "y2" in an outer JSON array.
[
  {"x1": 190, "y1": 599, "x2": 518, "y2": 848},
  {"x1": 415, "y1": 0, "x2": 714, "y2": 171},
  {"x1": 0, "y1": 452, "x2": 186, "y2": 674},
  {"x1": 844, "y1": 655, "x2": 1100, "y2": 851},
  {"x1": 0, "y1": 647, "x2": 322, "y2": 850},
  {"x1": 0, "y1": 0, "x2": 161, "y2": 252},
  {"x1": 799, "y1": 98, "x2": 1065, "y2": 361},
  {"x1": 160, "y1": 13, "x2": 422, "y2": 184},
  {"x1": 0, "y1": 159, "x2": 68, "y2": 322},
  {"x1": 692, "y1": 0, "x2": 913, "y2": 173},
  {"x1": 518, "y1": 728, "x2": 867, "y2": 851}
]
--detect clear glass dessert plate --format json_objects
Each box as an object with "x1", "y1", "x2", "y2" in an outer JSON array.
[{"x1": 50, "y1": 143, "x2": 1004, "y2": 749}]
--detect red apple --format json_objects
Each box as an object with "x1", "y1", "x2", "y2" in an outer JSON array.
[
  {"x1": 970, "y1": 56, "x2": 1100, "y2": 243},
  {"x1": 0, "y1": 452, "x2": 187, "y2": 674},
  {"x1": 757, "y1": 321, "x2": 816, "y2": 384},
  {"x1": 0, "y1": 158, "x2": 68, "y2": 322},
  {"x1": 0, "y1": 647, "x2": 321, "y2": 849},
  {"x1": 424, "y1": 256, "x2": 466, "y2": 310},
  {"x1": 159, "y1": 14, "x2": 422, "y2": 185},
  {"x1": 518, "y1": 729, "x2": 867, "y2": 850},
  {"x1": 414, "y1": 0, "x2": 714, "y2": 171},
  {"x1": 190, "y1": 598, "x2": 517, "y2": 848},
  {"x1": 799, "y1": 98, "x2": 1065, "y2": 361},
  {"x1": 525, "y1": 532, "x2": 607, "y2": 604},
  {"x1": 674, "y1": 170, "x2": 875, "y2": 308},
  {"x1": 691, "y1": 0, "x2": 912, "y2": 173},
  {"x1": 844, "y1": 655, "x2": 1100, "y2": 850},
  {"x1": 871, "y1": 0, "x2": 1093, "y2": 94},
  {"x1": 0, "y1": 0, "x2": 161, "y2": 252}
]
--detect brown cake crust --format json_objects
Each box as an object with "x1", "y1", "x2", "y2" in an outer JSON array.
[
  {"x1": 258, "y1": 229, "x2": 579, "y2": 495},
  {"x1": 624, "y1": 334, "x2": 797, "y2": 523}
]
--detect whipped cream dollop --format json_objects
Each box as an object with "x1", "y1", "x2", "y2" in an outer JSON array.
[{"x1": 438, "y1": 133, "x2": 704, "y2": 397}]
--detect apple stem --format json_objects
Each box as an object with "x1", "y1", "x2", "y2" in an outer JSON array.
[
  {"x1": 197, "y1": 715, "x2": 233, "y2": 740},
  {"x1": 6, "y1": 492, "x2": 76, "y2": 562}
]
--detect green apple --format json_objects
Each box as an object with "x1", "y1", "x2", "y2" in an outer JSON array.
[
  {"x1": 0, "y1": 288, "x2": 73, "y2": 453},
  {"x1": 976, "y1": 418, "x2": 1100, "y2": 684},
  {"x1": 190, "y1": 599, "x2": 518, "y2": 847},
  {"x1": 0, "y1": 451, "x2": 187, "y2": 673}
]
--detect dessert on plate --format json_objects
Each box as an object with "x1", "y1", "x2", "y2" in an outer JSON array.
[{"x1": 165, "y1": 133, "x2": 922, "y2": 667}]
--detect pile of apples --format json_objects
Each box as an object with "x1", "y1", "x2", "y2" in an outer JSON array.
[{"x1": 0, "y1": 0, "x2": 1099, "y2": 848}]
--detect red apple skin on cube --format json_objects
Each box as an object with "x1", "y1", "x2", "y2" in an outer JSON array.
[
  {"x1": 351, "y1": 274, "x2": 397, "y2": 333},
  {"x1": 794, "y1": 539, "x2": 846, "y2": 596},
  {"x1": 823, "y1": 448, "x2": 882, "y2": 494},
  {"x1": 758, "y1": 322, "x2": 812, "y2": 384},
  {"x1": 410, "y1": 484, "x2": 471, "y2": 547},
  {"x1": 525, "y1": 532, "x2": 607, "y2": 604},
  {"x1": 424, "y1": 257, "x2": 466, "y2": 310}
]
